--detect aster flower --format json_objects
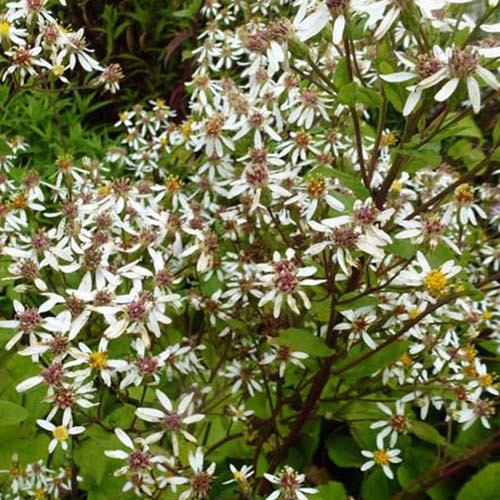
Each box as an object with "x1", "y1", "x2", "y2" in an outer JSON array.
[
  {"x1": 264, "y1": 465, "x2": 318, "y2": 500},
  {"x1": 105, "y1": 428, "x2": 165, "y2": 496},
  {"x1": 415, "y1": 45, "x2": 500, "y2": 114},
  {"x1": 257, "y1": 248, "x2": 325, "y2": 318},
  {"x1": 360, "y1": 435, "x2": 402, "y2": 479},
  {"x1": 370, "y1": 400, "x2": 411, "y2": 447},
  {"x1": 398, "y1": 251, "x2": 461, "y2": 299},
  {"x1": 36, "y1": 413, "x2": 85, "y2": 454},
  {"x1": 179, "y1": 447, "x2": 216, "y2": 500},
  {"x1": 136, "y1": 390, "x2": 205, "y2": 456}
]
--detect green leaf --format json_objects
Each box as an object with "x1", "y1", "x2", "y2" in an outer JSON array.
[
  {"x1": 397, "y1": 446, "x2": 452, "y2": 500},
  {"x1": 331, "y1": 169, "x2": 370, "y2": 199},
  {"x1": 0, "y1": 140, "x2": 13, "y2": 155},
  {"x1": 316, "y1": 481, "x2": 348, "y2": 500},
  {"x1": 457, "y1": 463, "x2": 500, "y2": 500},
  {"x1": 433, "y1": 115, "x2": 483, "y2": 141},
  {"x1": 273, "y1": 328, "x2": 333, "y2": 357},
  {"x1": 0, "y1": 401, "x2": 29, "y2": 426},
  {"x1": 410, "y1": 421, "x2": 446, "y2": 446},
  {"x1": 337, "y1": 341, "x2": 410, "y2": 381},
  {"x1": 338, "y1": 82, "x2": 358, "y2": 107},
  {"x1": 362, "y1": 468, "x2": 399, "y2": 500},
  {"x1": 385, "y1": 240, "x2": 416, "y2": 260},
  {"x1": 327, "y1": 434, "x2": 364, "y2": 467}
]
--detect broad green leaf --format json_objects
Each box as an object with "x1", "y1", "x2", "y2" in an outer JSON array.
[
  {"x1": 0, "y1": 401, "x2": 29, "y2": 426},
  {"x1": 327, "y1": 434, "x2": 364, "y2": 467},
  {"x1": 273, "y1": 328, "x2": 333, "y2": 357},
  {"x1": 316, "y1": 481, "x2": 348, "y2": 500},
  {"x1": 362, "y1": 468, "x2": 399, "y2": 500},
  {"x1": 397, "y1": 446, "x2": 452, "y2": 500},
  {"x1": 337, "y1": 341, "x2": 410, "y2": 380},
  {"x1": 457, "y1": 463, "x2": 500, "y2": 500},
  {"x1": 410, "y1": 421, "x2": 446, "y2": 446}
]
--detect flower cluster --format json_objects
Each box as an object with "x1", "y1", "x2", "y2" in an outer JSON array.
[
  {"x1": 0, "y1": 0, "x2": 122, "y2": 91},
  {"x1": 0, "y1": 0, "x2": 499, "y2": 498}
]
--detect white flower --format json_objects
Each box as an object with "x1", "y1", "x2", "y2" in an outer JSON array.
[
  {"x1": 136, "y1": 390, "x2": 205, "y2": 456},
  {"x1": 370, "y1": 400, "x2": 411, "y2": 447},
  {"x1": 261, "y1": 345, "x2": 309, "y2": 378},
  {"x1": 105, "y1": 428, "x2": 165, "y2": 496},
  {"x1": 179, "y1": 448, "x2": 216, "y2": 500},
  {"x1": 257, "y1": 248, "x2": 325, "y2": 318},
  {"x1": 264, "y1": 465, "x2": 317, "y2": 500},
  {"x1": 360, "y1": 435, "x2": 402, "y2": 479},
  {"x1": 398, "y1": 251, "x2": 461, "y2": 299},
  {"x1": 37, "y1": 413, "x2": 85, "y2": 454},
  {"x1": 416, "y1": 46, "x2": 499, "y2": 114}
]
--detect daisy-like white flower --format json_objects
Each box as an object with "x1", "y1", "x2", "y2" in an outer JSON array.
[
  {"x1": 223, "y1": 464, "x2": 254, "y2": 497},
  {"x1": 415, "y1": 45, "x2": 500, "y2": 114},
  {"x1": 457, "y1": 395, "x2": 496, "y2": 430},
  {"x1": 370, "y1": 400, "x2": 411, "y2": 447},
  {"x1": 285, "y1": 174, "x2": 345, "y2": 220},
  {"x1": 264, "y1": 465, "x2": 318, "y2": 500},
  {"x1": 398, "y1": 251, "x2": 461, "y2": 299},
  {"x1": 60, "y1": 28, "x2": 102, "y2": 72},
  {"x1": 136, "y1": 390, "x2": 205, "y2": 456},
  {"x1": 104, "y1": 428, "x2": 165, "y2": 496},
  {"x1": 360, "y1": 435, "x2": 402, "y2": 479},
  {"x1": 36, "y1": 413, "x2": 85, "y2": 454},
  {"x1": 0, "y1": 16, "x2": 27, "y2": 45},
  {"x1": 334, "y1": 306, "x2": 378, "y2": 349},
  {"x1": 395, "y1": 215, "x2": 460, "y2": 255},
  {"x1": 293, "y1": 0, "x2": 366, "y2": 46},
  {"x1": 179, "y1": 447, "x2": 216, "y2": 500},
  {"x1": 261, "y1": 345, "x2": 309, "y2": 378},
  {"x1": 467, "y1": 359, "x2": 499, "y2": 398},
  {"x1": 67, "y1": 339, "x2": 128, "y2": 386},
  {"x1": 446, "y1": 183, "x2": 487, "y2": 226},
  {"x1": 257, "y1": 248, "x2": 325, "y2": 318},
  {"x1": 3, "y1": 45, "x2": 44, "y2": 85},
  {"x1": 224, "y1": 360, "x2": 263, "y2": 396}
]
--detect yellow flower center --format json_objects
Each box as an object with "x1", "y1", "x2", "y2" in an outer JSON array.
[
  {"x1": 307, "y1": 176, "x2": 326, "y2": 198},
  {"x1": 233, "y1": 471, "x2": 245, "y2": 483},
  {"x1": 89, "y1": 351, "x2": 108, "y2": 370},
  {"x1": 482, "y1": 310, "x2": 492, "y2": 320},
  {"x1": 119, "y1": 111, "x2": 128, "y2": 122},
  {"x1": 400, "y1": 353, "x2": 413, "y2": 369},
  {"x1": 166, "y1": 175, "x2": 182, "y2": 193},
  {"x1": 35, "y1": 488, "x2": 47, "y2": 500},
  {"x1": 373, "y1": 449, "x2": 390, "y2": 466},
  {"x1": 53, "y1": 425, "x2": 69, "y2": 441},
  {"x1": 11, "y1": 194, "x2": 28, "y2": 209},
  {"x1": 479, "y1": 374, "x2": 493, "y2": 388},
  {"x1": 181, "y1": 120, "x2": 193, "y2": 138},
  {"x1": 409, "y1": 308, "x2": 421, "y2": 320},
  {"x1": 98, "y1": 184, "x2": 113, "y2": 197},
  {"x1": 463, "y1": 345, "x2": 476, "y2": 361},
  {"x1": 160, "y1": 136, "x2": 169, "y2": 147},
  {"x1": 380, "y1": 131, "x2": 397, "y2": 147},
  {"x1": 455, "y1": 183, "x2": 474, "y2": 204},
  {"x1": 0, "y1": 22, "x2": 10, "y2": 37},
  {"x1": 391, "y1": 180, "x2": 402, "y2": 191},
  {"x1": 424, "y1": 269, "x2": 448, "y2": 296},
  {"x1": 52, "y1": 64, "x2": 65, "y2": 76}
]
